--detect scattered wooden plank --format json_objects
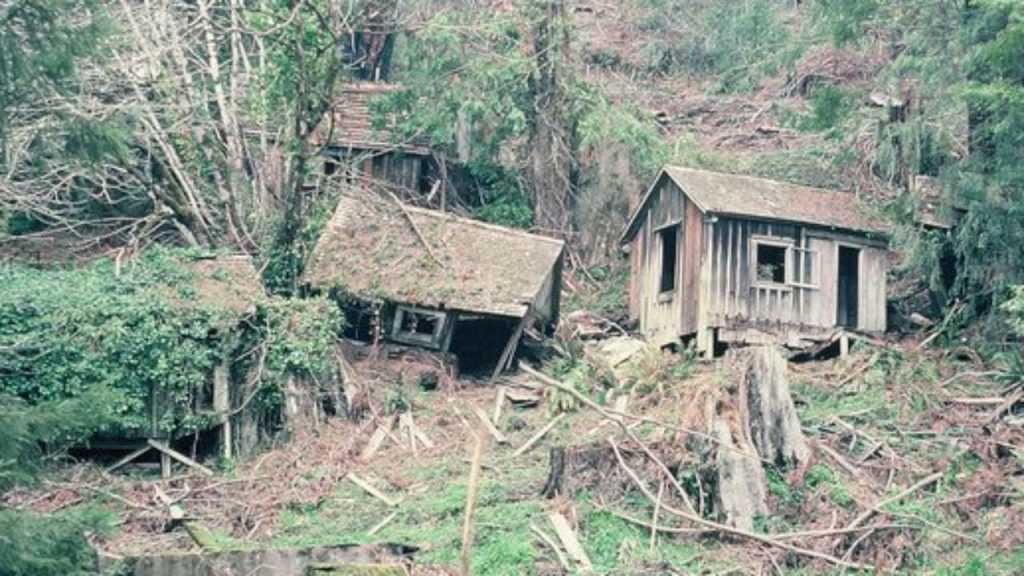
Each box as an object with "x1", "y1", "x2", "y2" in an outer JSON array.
[
  {"x1": 492, "y1": 386, "x2": 507, "y2": 424},
  {"x1": 105, "y1": 444, "x2": 152, "y2": 474},
  {"x1": 347, "y1": 473, "x2": 399, "y2": 507},
  {"x1": 491, "y1": 310, "x2": 531, "y2": 381},
  {"x1": 410, "y1": 415, "x2": 435, "y2": 450},
  {"x1": 399, "y1": 412, "x2": 418, "y2": 455},
  {"x1": 367, "y1": 511, "x2": 398, "y2": 536},
  {"x1": 512, "y1": 413, "x2": 565, "y2": 457},
  {"x1": 147, "y1": 439, "x2": 214, "y2": 476},
  {"x1": 530, "y1": 523, "x2": 570, "y2": 571},
  {"x1": 548, "y1": 512, "x2": 592, "y2": 572},
  {"x1": 361, "y1": 416, "x2": 396, "y2": 461},
  {"x1": 505, "y1": 387, "x2": 541, "y2": 408},
  {"x1": 473, "y1": 406, "x2": 508, "y2": 444}
]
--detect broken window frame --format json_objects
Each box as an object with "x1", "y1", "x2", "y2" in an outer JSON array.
[
  {"x1": 389, "y1": 306, "x2": 448, "y2": 349},
  {"x1": 751, "y1": 236, "x2": 794, "y2": 288}
]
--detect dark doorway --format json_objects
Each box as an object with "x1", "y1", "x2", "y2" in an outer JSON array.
[
  {"x1": 448, "y1": 315, "x2": 517, "y2": 376},
  {"x1": 837, "y1": 246, "x2": 860, "y2": 328}
]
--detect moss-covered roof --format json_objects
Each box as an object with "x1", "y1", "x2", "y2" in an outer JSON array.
[{"x1": 302, "y1": 191, "x2": 564, "y2": 318}]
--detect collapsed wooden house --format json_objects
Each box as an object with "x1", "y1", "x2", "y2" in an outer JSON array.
[
  {"x1": 620, "y1": 166, "x2": 891, "y2": 354},
  {"x1": 104, "y1": 255, "x2": 268, "y2": 475},
  {"x1": 302, "y1": 190, "x2": 565, "y2": 375}
]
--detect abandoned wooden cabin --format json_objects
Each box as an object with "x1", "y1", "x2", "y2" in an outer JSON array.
[
  {"x1": 620, "y1": 166, "x2": 891, "y2": 354},
  {"x1": 310, "y1": 82, "x2": 448, "y2": 199},
  {"x1": 302, "y1": 190, "x2": 565, "y2": 375}
]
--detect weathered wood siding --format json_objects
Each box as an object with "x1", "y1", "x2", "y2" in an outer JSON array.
[
  {"x1": 857, "y1": 244, "x2": 887, "y2": 332},
  {"x1": 707, "y1": 219, "x2": 886, "y2": 334},
  {"x1": 636, "y1": 178, "x2": 703, "y2": 346},
  {"x1": 532, "y1": 247, "x2": 564, "y2": 329}
]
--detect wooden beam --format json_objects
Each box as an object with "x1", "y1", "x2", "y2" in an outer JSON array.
[
  {"x1": 473, "y1": 407, "x2": 509, "y2": 444},
  {"x1": 490, "y1": 311, "x2": 532, "y2": 382},
  {"x1": 147, "y1": 439, "x2": 214, "y2": 476},
  {"x1": 512, "y1": 413, "x2": 565, "y2": 457},
  {"x1": 347, "y1": 473, "x2": 399, "y2": 507},
  {"x1": 362, "y1": 416, "x2": 396, "y2": 461},
  {"x1": 548, "y1": 512, "x2": 592, "y2": 572},
  {"x1": 104, "y1": 444, "x2": 152, "y2": 474}
]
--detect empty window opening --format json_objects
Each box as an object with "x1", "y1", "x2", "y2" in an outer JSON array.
[
  {"x1": 390, "y1": 306, "x2": 447, "y2": 348},
  {"x1": 447, "y1": 315, "x2": 517, "y2": 376},
  {"x1": 837, "y1": 246, "x2": 860, "y2": 328},
  {"x1": 658, "y1": 225, "x2": 679, "y2": 293},
  {"x1": 755, "y1": 244, "x2": 788, "y2": 284},
  {"x1": 405, "y1": 312, "x2": 438, "y2": 335}
]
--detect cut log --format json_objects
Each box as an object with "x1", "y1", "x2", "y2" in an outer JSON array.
[{"x1": 541, "y1": 447, "x2": 566, "y2": 498}]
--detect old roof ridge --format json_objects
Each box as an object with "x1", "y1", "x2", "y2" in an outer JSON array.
[
  {"x1": 621, "y1": 165, "x2": 890, "y2": 244},
  {"x1": 402, "y1": 203, "x2": 566, "y2": 247}
]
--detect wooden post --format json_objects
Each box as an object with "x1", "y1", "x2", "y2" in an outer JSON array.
[
  {"x1": 460, "y1": 426, "x2": 488, "y2": 576},
  {"x1": 491, "y1": 310, "x2": 532, "y2": 382},
  {"x1": 213, "y1": 360, "x2": 231, "y2": 460},
  {"x1": 160, "y1": 452, "x2": 172, "y2": 479}
]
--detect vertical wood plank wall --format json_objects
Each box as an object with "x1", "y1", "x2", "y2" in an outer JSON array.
[{"x1": 707, "y1": 218, "x2": 887, "y2": 333}]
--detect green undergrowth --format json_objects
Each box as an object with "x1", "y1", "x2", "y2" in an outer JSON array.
[{"x1": 791, "y1": 346, "x2": 1022, "y2": 574}]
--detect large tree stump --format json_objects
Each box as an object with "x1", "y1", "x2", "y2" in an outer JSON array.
[
  {"x1": 683, "y1": 346, "x2": 810, "y2": 530},
  {"x1": 740, "y1": 346, "x2": 811, "y2": 467}
]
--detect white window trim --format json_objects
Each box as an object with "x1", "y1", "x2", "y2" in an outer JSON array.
[{"x1": 751, "y1": 235, "x2": 794, "y2": 289}]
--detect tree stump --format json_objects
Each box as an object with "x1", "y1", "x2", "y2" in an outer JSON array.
[
  {"x1": 741, "y1": 346, "x2": 811, "y2": 467},
  {"x1": 689, "y1": 346, "x2": 810, "y2": 530}
]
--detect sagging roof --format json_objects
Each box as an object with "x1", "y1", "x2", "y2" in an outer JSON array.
[
  {"x1": 621, "y1": 166, "x2": 891, "y2": 243},
  {"x1": 181, "y1": 255, "x2": 265, "y2": 317},
  {"x1": 302, "y1": 190, "x2": 565, "y2": 318},
  {"x1": 309, "y1": 82, "x2": 431, "y2": 154}
]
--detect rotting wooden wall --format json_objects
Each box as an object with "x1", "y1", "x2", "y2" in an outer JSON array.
[
  {"x1": 634, "y1": 177, "x2": 703, "y2": 347},
  {"x1": 327, "y1": 147, "x2": 431, "y2": 195},
  {"x1": 705, "y1": 217, "x2": 887, "y2": 337},
  {"x1": 532, "y1": 246, "x2": 564, "y2": 331}
]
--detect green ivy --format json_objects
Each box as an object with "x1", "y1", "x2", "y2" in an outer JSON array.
[{"x1": 0, "y1": 247, "x2": 343, "y2": 446}]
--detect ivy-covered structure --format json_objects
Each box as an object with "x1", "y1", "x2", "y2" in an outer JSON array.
[
  {"x1": 302, "y1": 189, "x2": 565, "y2": 376},
  {"x1": 0, "y1": 250, "x2": 345, "y2": 474}
]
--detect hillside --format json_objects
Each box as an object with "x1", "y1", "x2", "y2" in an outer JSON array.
[{"x1": 1, "y1": 1, "x2": 1023, "y2": 575}]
